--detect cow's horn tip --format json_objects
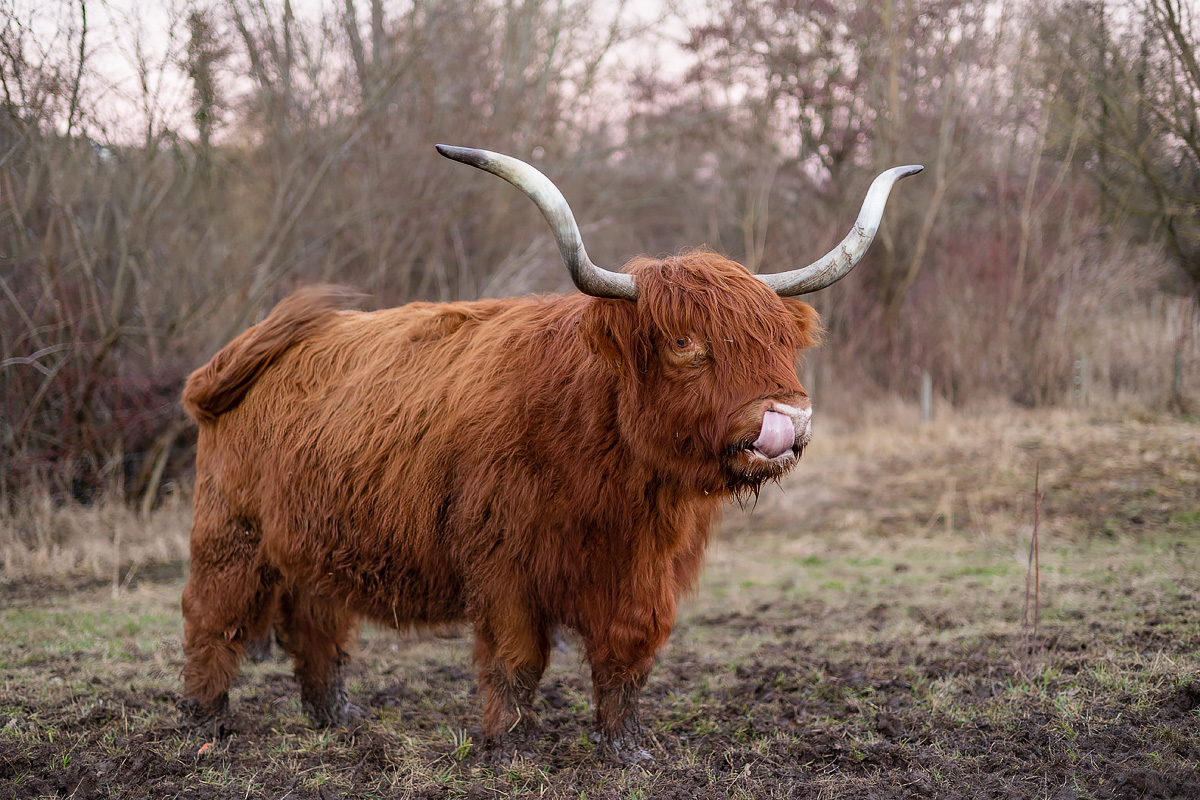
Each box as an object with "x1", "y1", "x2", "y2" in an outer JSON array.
[{"x1": 436, "y1": 144, "x2": 482, "y2": 164}]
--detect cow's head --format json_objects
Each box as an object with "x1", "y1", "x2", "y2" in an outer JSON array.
[{"x1": 436, "y1": 145, "x2": 921, "y2": 495}]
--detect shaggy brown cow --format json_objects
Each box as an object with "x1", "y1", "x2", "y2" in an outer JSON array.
[{"x1": 180, "y1": 146, "x2": 920, "y2": 763}]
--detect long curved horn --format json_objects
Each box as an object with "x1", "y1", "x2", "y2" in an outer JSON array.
[
  {"x1": 759, "y1": 165, "x2": 924, "y2": 296},
  {"x1": 436, "y1": 145, "x2": 638, "y2": 301}
]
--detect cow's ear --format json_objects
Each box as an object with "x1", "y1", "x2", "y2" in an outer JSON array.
[
  {"x1": 781, "y1": 298, "x2": 824, "y2": 351},
  {"x1": 580, "y1": 299, "x2": 644, "y2": 373}
]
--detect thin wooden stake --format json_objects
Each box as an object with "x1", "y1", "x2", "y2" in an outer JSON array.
[{"x1": 1020, "y1": 462, "x2": 1043, "y2": 673}]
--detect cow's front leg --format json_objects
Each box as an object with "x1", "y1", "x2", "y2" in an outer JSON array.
[
  {"x1": 473, "y1": 617, "x2": 550, "y2": 758},
  {"x1": 583, "y1": 610, "x2": 671, "y2": 766},
  {"x1": 591, "y1": 660, "x2": 654, "y2": 765}
]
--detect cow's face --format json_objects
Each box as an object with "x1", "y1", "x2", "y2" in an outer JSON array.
[{"x1": 582, "y1": 251, "x2": 822, "y2": 495}]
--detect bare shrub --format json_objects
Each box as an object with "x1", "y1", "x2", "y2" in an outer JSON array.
[
  {"x1": 1, "y1": 0, "x2": 1196, "y2": 523},
  {"x1": 1, "y1": 0, "x2": 634, "y2": 507}
]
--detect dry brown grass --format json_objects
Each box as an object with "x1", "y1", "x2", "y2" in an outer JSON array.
[
  {"x1": 730, "y1": 400, "x2": 1199, "y2": 541},
  {"x1": 0, "y1": 489, "x2": 190, "y2": 584}
]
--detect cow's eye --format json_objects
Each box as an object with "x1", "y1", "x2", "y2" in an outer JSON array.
[{"x1": 674, "y1": 336, "x2": 692, "y2": 349}]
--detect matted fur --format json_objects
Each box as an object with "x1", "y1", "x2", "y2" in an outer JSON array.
[{"x1": 180, "y1": 250, "x2": 822, "y2": 760}]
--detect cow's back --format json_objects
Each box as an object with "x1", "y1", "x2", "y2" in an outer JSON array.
[{"x1": 190, "y1": 291, "x2": 601, "y2": 625}]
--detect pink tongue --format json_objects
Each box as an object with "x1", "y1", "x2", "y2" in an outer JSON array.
[{"x1": 753, "y1": 411, "x2": 795, "y2": 459}]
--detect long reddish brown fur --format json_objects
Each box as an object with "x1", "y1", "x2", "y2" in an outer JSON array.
[{"x1": 180, "y1": 250, "x2": 821, "y2": 760}]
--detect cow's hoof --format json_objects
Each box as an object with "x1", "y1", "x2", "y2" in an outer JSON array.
[
  {"x1": 303, "y1": 684, "x2": 367, "y2": 728},
  {"x1": 480, "y1": 743, "x2": 537, "y2": 766},
  {"x1": 307, "y1": 700, "x2": 367, "y2": 729},
  {"x1": 480, "y1": 724, "x2": 539, "y2": 765},
  {"x1": 597, "y1": 732, "x2": 655, "y2": 767},
  {"x1": 179, "y1": 694, "x2": 227, "y2": 726}
]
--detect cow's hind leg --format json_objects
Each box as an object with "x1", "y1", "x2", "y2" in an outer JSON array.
[
  {"x1": 243, "y1": 628, "x2": 276, "y2": 663},
  {"x1": 274, "y1": 587, "x2": 361, "y2": 727},
  {"x1": 181, "y1": 501, "x2": 278, "y2": 722}
]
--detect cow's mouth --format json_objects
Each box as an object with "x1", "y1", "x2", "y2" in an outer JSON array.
[
  {"x1": 723, "y1": 406, "x2": 811, "y2": 482},
  {"x1": 721, "y1": 441, "x2": 803, "y2": 496},
  {"x1": 724, "y1": 439, "x2": 805, "y2": 476},
  {"x1": 748, "y1": 443, "x2": 804, "y2": 463}
]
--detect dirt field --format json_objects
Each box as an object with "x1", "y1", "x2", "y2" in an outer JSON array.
[{"x1": 2, "y1": 407, "x2": 1198, "y2": 798}]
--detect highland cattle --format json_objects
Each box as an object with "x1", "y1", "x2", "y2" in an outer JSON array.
[{"x1": 180, "y1": 145, "x2": 921, "y2": 762}]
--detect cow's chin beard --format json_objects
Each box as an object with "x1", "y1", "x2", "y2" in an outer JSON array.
[{"x1": 721, "y1": 441, "x2": 805, "y2": 500}]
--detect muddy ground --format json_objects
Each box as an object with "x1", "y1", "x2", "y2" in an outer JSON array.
[{"x1": 1, "y1": 409, "x2": 1198, "y2": 798}]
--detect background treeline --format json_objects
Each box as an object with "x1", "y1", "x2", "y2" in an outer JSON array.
[{"x1": 1, "y1": 0, "x2": 1197, "y2": 508}]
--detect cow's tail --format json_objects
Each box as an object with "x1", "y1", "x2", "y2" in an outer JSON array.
[{"x1": 183, "y1": 286, "x2": 359, "y2": 424}]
